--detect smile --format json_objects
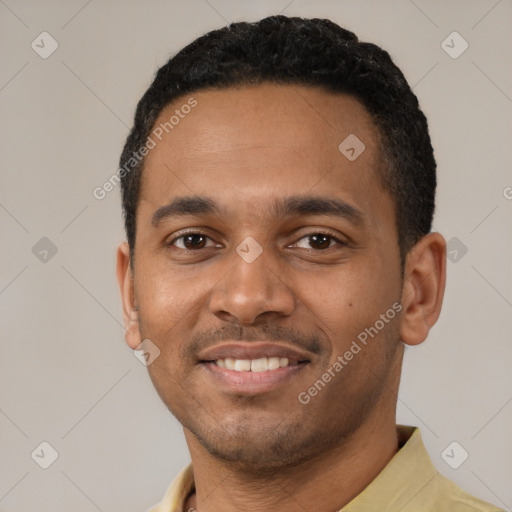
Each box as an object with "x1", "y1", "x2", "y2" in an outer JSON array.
[
  {"x1": 214, "y1": 356, "x2": 293, "y2": 372},
  {"x1": 197, "y1": 342, "x2": 312, "y2": 394}
]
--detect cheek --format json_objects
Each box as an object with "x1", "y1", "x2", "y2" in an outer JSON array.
[
  {"x1": 134, "y1": 261, "x2": 216, "y2": 348},
  {"x1": 135, "y1": 264, "x2": 187, "y2": 345},
  {"x1": 296, "y1": 260, "x2": 399, "y2": 344}
]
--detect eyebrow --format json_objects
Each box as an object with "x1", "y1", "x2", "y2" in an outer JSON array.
[
  {"x1": 151, "y1": 196, "x2": 217, "y2": 227},
  {"x1": 151, "y1": 195, "x2": 365, "y2": 227},
  {"x1": 278, "y1": 196, "x2": 364, "y2": 226}
]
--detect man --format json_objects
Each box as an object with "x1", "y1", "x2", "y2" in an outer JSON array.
[{"x1": 116, "y1": 16, "x2": 503, "y2": 512}]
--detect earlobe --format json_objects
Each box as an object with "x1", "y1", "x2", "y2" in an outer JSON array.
[
  {"x1": 116, "y1": 242, "x2": 142, "y2": 350},
  {"x1": 399, "y1": 232, "x2": 447, "y2": 346}
]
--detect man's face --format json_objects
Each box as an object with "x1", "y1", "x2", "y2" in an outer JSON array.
[{"x1": 128, "y1": 84, "x2": 404, "y2": 468}]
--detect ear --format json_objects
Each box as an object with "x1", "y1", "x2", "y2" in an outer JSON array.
[
  {"x1": 400, "y1": 232, "x2": 447, "y2": 346},
  {"x1": 116, "y1": 242, "x2": 142, "y2": 350}
]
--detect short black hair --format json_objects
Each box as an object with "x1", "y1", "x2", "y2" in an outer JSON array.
[{"x1": 119, "y1": 15, "x2": 436, "y2": 268}]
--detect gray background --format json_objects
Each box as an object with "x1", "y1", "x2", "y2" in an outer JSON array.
[{"x1": 1, "y1": 0, "x2": 511, "y2": 511}]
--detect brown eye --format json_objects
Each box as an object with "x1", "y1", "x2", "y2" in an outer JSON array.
[
  {"x1": 291, "y1": 232, "x2": 345, "y2": 251},
  {"x1": 185, "y1": 234, "x2": 206, "y2": 249},
  {"x1": 172, "y1": 233, "x2": 210, "y2": 250},
  {"x1": 308, "y1": 234, "x2": 332, "y2": 250}
]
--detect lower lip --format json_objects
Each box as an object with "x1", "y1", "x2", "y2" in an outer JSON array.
[{"x1": 200, "y1": 362, "x2": 308, "y2": 395}]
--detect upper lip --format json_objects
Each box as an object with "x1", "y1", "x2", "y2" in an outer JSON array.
[{"x1": 197, "y1": 342, "x2": 312, "y2": 363}]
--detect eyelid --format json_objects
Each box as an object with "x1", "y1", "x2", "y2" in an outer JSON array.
[
  {"x1": 288, "y1": 228, "x2": 348, "y2": 248},
  {"x1": 166, "y1": 229, "x2": 221, "y2": 248}
]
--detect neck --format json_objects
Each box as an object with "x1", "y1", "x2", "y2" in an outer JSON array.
[{"x1": 184, "y1": 409, "x2": 399, "y2": 512}]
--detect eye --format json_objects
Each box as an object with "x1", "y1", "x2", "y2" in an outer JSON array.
[
  {"x1": 170, "y1": 233, "x2": 219, "y2": 250},
  {"x1": 293, "y1": 233, "x2": 344, "y2": 250}
]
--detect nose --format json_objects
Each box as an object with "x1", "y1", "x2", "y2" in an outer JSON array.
[{"x1": 208, "y1": 249, "x2": 295, "y2": 325}]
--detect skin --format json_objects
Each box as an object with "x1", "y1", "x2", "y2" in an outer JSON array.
[{"x1": 117, "y1": 84, "x2": 446, "y2": 512}]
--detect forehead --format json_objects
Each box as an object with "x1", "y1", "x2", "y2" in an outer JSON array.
[{"x1": 139, "y1": 84, "x2": 389, "y2": 222}]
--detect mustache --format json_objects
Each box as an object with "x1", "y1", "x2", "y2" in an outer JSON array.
[{"x1": 183, "y1": 323, "x2": 324, "y2": 360}]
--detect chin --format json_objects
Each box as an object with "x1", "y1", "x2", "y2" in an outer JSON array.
[{"x1": 185, "y1": 413, "x2": 352, "y2": 475}]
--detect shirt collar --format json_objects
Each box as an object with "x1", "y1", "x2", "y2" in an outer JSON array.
[{"x1": 342, "y1": 425, "x2": 439, "y2": 511}]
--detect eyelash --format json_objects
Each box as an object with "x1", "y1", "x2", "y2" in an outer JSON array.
[
  {"x1": 291, "y1": 232, "x2": 346, "y2": 250},
  {"x1": 167, "y1": 230, "x2": 347, "y2": 250},
  {"x1": 168, "y1": 231, "x2": 220, "y2": 250}
]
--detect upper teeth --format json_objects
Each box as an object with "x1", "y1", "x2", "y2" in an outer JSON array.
[{"x1": 216, "y1": 357, "x2": 290, "y2": 372}]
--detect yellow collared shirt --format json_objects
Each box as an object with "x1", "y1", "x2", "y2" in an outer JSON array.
[{"x1": 148, "y1": 426, "x2": 504, "y2": 512}]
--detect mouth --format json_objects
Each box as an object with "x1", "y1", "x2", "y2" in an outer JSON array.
[{"x1": 197, "y1": 342, "x2": 311, "y2": 395}]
